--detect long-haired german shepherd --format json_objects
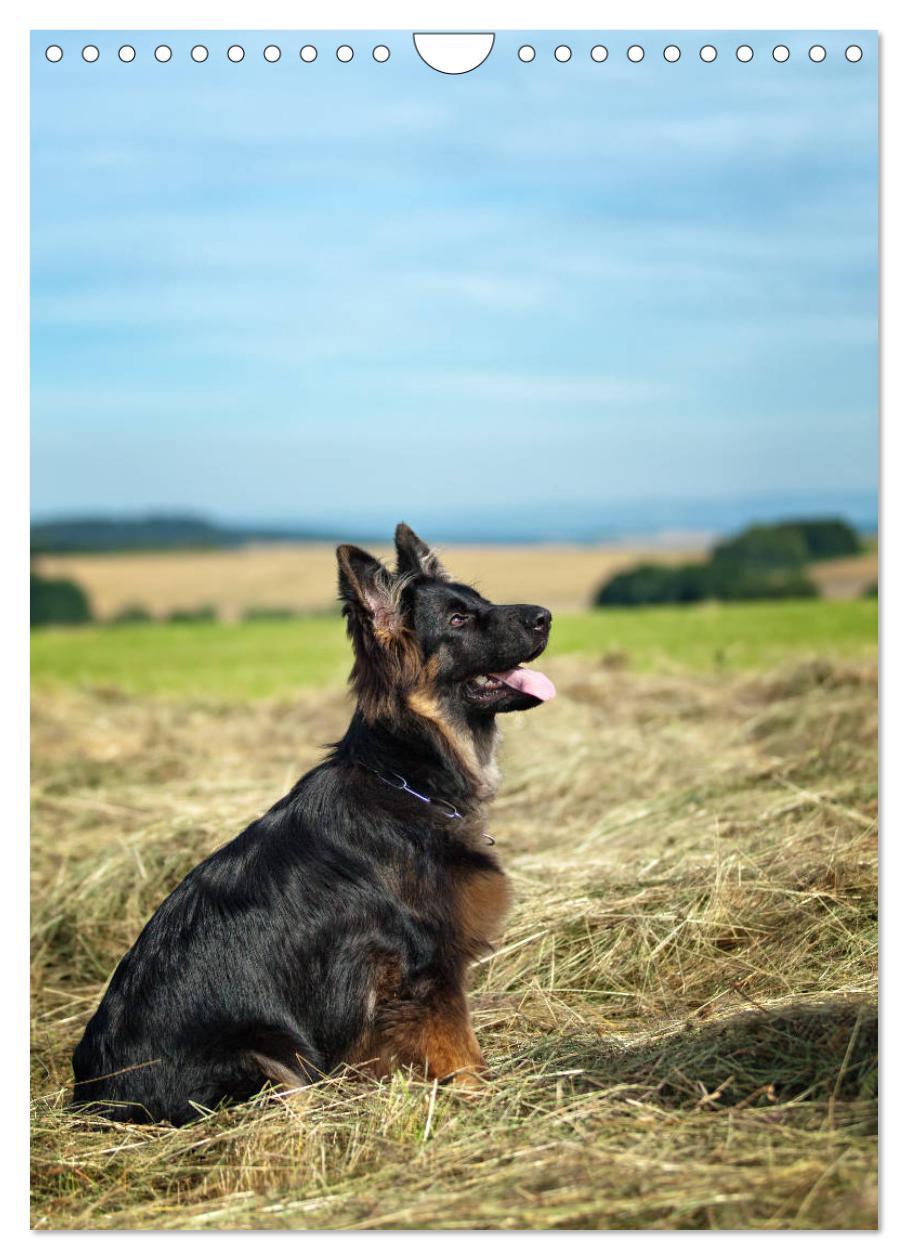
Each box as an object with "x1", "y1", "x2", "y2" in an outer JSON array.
[{"x1": 71, "y1": 524, "x2": 554, "y2": 1124}]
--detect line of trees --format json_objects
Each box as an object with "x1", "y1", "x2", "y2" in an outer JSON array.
[
  {"x1": 30, "y1": 574, "x2": 307, "y2": 627},
  {"x1": 30, "y1": 573, "x2": 93, "y2": 626},
  {"x1": 595, "y1": 518, "x2": 863, "y2": 608}
]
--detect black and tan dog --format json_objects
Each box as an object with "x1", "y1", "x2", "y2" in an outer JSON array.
[{"x1": 71, "y1": 524, "x2": 554, "y2": 1124}]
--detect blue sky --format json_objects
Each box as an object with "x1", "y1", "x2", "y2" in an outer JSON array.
[{"x1": 31, "y1": 30, "x2": 877, "y2": 537}]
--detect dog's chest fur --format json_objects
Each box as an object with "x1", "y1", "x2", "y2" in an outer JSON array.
[
  {"x1": 450, "y1": 853, "x2": 512, "y2": 956},
  {"x1": 387, "y1": 820, "x2": 512, "y2": 959}
]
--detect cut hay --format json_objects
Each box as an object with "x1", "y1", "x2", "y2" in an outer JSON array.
[{"x1": 31, "y1": 656, "x2": 877, "y2": 1229}]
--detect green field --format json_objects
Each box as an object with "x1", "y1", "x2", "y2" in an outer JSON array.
[{"x1": 30, "y1": 600, "x2": 878, "y2": 699}]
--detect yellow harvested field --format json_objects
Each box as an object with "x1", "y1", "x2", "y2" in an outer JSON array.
[
  {"x1": 33, "y1": 542, "x2": 702, "y2": 620},
  {"x1": 808, "y1": 552, "x2": 878, "y2": 600},
  {"x1": 33, "y1": 542, "x2": 877, "y2": 621}
]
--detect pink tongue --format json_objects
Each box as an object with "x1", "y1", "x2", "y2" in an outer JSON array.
[{"x1": 490, "y1": 667, "x2": 557, "y2": 703}]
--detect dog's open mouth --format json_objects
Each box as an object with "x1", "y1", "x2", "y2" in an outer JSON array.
[{"x1": 469, "y1": 666, "x2": 556, "y2": 703}]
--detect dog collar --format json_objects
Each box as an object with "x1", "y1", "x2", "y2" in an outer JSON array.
[{"x1": 369, "y1": 768, "x2": 495, "y2": 845}]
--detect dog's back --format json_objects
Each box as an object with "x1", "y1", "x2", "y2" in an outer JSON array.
[{"x1": 72, "y1": 765, "x2": 392, "y2": 1122}]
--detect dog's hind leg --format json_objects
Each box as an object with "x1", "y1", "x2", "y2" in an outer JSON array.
[
  {"x1": 239, "y1": 1026, "x2": 323, "y2": 1094},
  {"x1": 247, "y1": 1052, "x2": 311, "y2": 1090}
]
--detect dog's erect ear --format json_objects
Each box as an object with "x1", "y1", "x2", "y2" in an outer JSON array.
[
  {"x1": 338, "y1": 543, "x2": 423, "y2": 717},
  {"x1": 337, "y1": 545, "x2": 403, "y2": 638},
  {"x1": 394, "y1": 522, "x2": 449, "y2": 580}
]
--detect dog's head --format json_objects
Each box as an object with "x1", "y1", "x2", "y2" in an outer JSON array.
[{"x1": 337, "y1": 523, "x2": 554, "y2": 725}]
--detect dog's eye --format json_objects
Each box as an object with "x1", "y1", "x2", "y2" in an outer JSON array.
[{"x1": 449, "y1": 612, "x2": 470, "y2": 628}]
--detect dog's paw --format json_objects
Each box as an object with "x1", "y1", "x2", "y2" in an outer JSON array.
[{"x1": 441, "y1": 1065, "x2": 489, "y2": 1096}]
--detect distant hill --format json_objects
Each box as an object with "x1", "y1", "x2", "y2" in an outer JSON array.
[
  {"x1": 29, "y1": 515, "x2": 338, "y2": 555},
  {"x1": 30, "y1": 492, "x2": 877, "y2": 553}
]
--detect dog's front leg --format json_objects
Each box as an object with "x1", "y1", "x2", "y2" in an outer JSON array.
[
  {"x1": 375, "y1": 987, "x2": 487, "y2": 1091},
  {"x1": 422, "y1": 1006, "x2": 487, "y2": 1092}
]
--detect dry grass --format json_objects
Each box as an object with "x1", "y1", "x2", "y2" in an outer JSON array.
[{"x1": 31, "y1": 655, "x2": 877, "y2": 1229}]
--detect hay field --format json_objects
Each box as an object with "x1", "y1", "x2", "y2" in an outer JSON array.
[
  {"x1": 34, "y1": 540, "x2": 706, "y2": 621},
  {"x1": 32, "y1": 541, "x2": 878, "y2": 622},
  {"x1": 31, "y1": 616, "x2": 877, "y2": 1229}
]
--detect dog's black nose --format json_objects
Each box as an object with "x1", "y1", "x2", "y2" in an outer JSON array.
[
  {"x1": 510, "y1": 604, "x2": 553, "y2": 638},
  {"x1": 530, "y1": 607, "x2": 552, "y2": 636}
]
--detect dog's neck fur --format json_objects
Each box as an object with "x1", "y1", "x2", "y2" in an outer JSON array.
[{"x1": 334, "y1": 705, "x2": 500, "y2": 808}]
